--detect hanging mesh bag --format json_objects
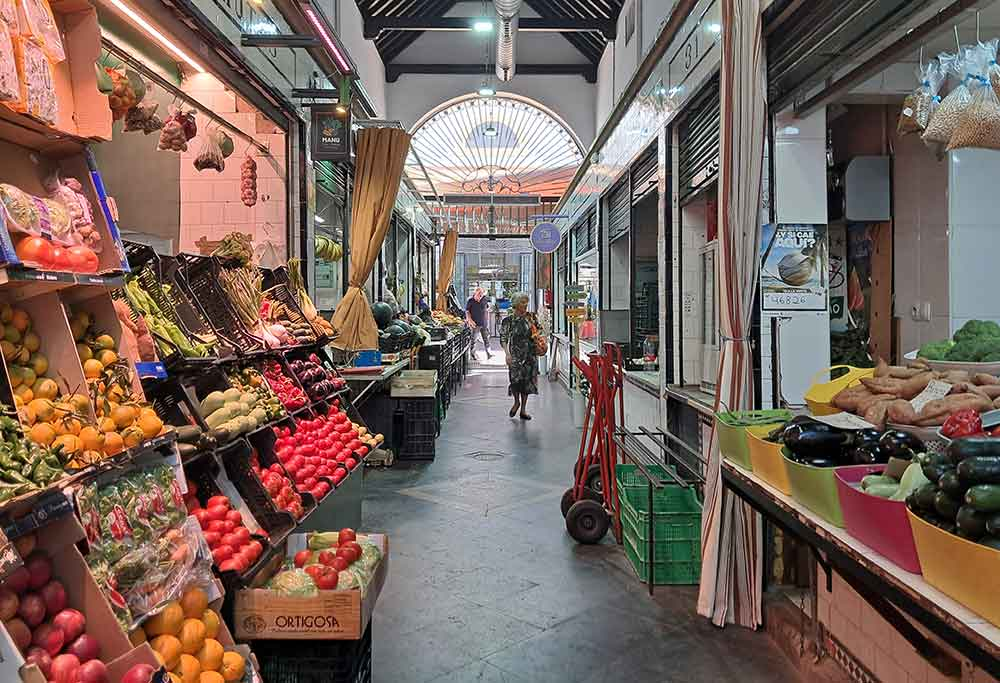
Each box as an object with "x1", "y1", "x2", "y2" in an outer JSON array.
[{"x1": 923, "y1": 51, "x2": 973, "y2": 145}]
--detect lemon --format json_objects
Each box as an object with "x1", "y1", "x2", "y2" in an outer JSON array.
[
  {"x1": 29, "y1": 352, "x2": 47, "y2": 376},
  {"x1": 76, "y1": 343, "x2": 93, "y2": 362},
  {"x1": 22, "y1": 331, "x2": 40, "y2": 352}
]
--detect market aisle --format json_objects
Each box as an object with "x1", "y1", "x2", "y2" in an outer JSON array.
[{"x1": 363, "y1": 373, "x2": 800, "y2": 682}]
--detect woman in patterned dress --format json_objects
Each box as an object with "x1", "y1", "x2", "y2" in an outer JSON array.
[{"x1": 500, "y1": 292, "x2": 539, "y2": 420}]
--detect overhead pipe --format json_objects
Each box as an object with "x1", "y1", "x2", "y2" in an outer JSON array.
[{"x1": 494, "y1": 0, "x2": 522, "y2": 82}]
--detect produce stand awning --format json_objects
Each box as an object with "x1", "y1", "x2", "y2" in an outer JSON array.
[{"x1": 722, "y1": 462, "x2": 1000, "y2": 677}]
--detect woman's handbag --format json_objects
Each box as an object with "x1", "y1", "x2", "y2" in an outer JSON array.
[{"x1": 530, "y1": 317, "x2": 547, "y2": 356}]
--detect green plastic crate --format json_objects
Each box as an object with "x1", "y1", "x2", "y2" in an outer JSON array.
[
  {"x1": 715, "y1": 410, "x2": 791, "y2": 471},
  {"x1": 616, "y1": 465, "x2": 703, "y2": 585}
]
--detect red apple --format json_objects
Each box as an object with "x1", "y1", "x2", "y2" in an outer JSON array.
[
  {"x1": 39, "y1": 580, "x2": 67, "y2": 616},
  {"x1": 25, "y1": 553, "x2": 52, "y2": 591},
  {"x1": 120, "y1": 663, "x2": 155, "y2": 683},
  {"x1": 31, "y1": 622, "x2": 64, "y2": 656},
  {"x1": 4, "y1": 617, "x2": 31, "y2": 652},
  {"x1": 17, "y1": 593, "x2": 45, "y2": 627},
  {"x1": 23, "y1": 646, "x2": 51, "y2": 677},
  {"x1": 52, "y1": 609, "x2": 86, "y2": 642},
  {"x1": 77, "y1": 658, "x2": 108, "y2": 682},
  {"x1": 3, "y1": 566, "x2": 29, "y2": 594},
  {"x1": 49, "y1": 653, "x2": 80, "y2": 683},
  {"x1": 66, "y1": 633, "x2": 101, "y2": 662}
]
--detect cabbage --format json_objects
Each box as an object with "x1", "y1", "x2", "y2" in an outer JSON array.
[
  {"x1": 890, "y1": 463, "x2": 931, "y2": 502},
  {"x1": 337, "y1": 569, "x2": 360, "y2": 590},
  {"x1": 358, "y1": 542, "x2": 381, "y2": 572},
  {"x1": 268, "y1": 569, "x2": 318, "y2": 596}
]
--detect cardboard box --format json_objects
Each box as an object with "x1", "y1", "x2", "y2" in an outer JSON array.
[
  {"x1": 233, "y1": 533, "x2": 388, "y2": 640},
  {"x1": 0, "y1": 513, "x2": 134, "y2": 682},
  {"x1": 390, "y1": 370, "x2": 438, "y2": 397}
]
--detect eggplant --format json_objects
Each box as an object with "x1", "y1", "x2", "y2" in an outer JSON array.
[
  {"x1": 805, "y1": 457, "x2": 838, "y2": 468},
  {"x1": 878, "y1": 430, "x2": 925, "y2": 460},
  {"x1": 781, "y1": 420, "x2": 853, "y2": 460},
  {"x1": 848, "y1": 445, "x2": 889, "y2": 465},
  {"x1": 852, "y1": 428, "x2": 883, "y2": 449}
]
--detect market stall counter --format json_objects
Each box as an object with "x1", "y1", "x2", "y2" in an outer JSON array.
[{"x1": 723, "y1": 461, "x2": 1000, "y2": 677}]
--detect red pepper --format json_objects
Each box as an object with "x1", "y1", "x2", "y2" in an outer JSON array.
[{"x1": 941, "y1": 408, "x2": 983, "y2": 438}]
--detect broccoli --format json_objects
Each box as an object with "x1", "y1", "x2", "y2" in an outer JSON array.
[
  {"x1": 917, "y1": 339, "x2": 954, "y2": 360},
  {"x1": 945, "y1": 337, "x2": 1000, "y2": 362},
  {"x1": 952, "y1": 319, "x2": 1000, "y2": 343}
]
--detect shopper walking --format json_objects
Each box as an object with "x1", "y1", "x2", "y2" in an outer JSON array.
[
  {"x1": 500, "y1": 292, "x2": 539, "y2": 420},
  {"x1": 466, "y1": 287, "x2": 492, "y2": 358}
]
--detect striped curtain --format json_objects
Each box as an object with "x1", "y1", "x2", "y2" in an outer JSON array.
[
  {"x1": 697, "y1": 0, "x2": 768, "y2": 628},
  {"x1": 435, "y1": 228, "x2": 458, "y2": 311}
]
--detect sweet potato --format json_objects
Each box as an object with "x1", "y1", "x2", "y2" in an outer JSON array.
[
  {"x1": 860, "y1": 376, "x2": 906, "y2": 396},
  {"x1": 886, "y1": 399, "x2": 918, "y2": 425},
  {"x1": 973, "y1": 373, "x2": 999, "y2": 386},
  {"x1": 857, "y1": 392, "x2": 900, "y2": 414},
  {"x1": 899, "y1": 372, "x2": 934, "y2": 399},
  {"x1": 918, "y1": 393, "x2": 992, "y2": 423},
  {"x1": 863, "y1": 400, "x2": 893, "y2": 429},
  {"x1": 831, "y1": 384, "x2": 873, "y2": 412}
]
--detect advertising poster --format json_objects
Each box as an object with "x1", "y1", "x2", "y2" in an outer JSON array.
[{"x1": 760, "y1": 223, "x2": 828, "y2": 311}]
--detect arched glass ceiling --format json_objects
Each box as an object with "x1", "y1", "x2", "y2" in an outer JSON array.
[{"x1": 406, "y1": 93, "x2": 584, "y2": 234}]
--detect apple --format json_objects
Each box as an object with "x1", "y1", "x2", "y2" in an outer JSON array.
[
  {"x1": 52, "y1": 609, "x2": 86, "y2": 642},
  {"x1": 120, "y1": 663, "x2": 155, "y2": 683}
]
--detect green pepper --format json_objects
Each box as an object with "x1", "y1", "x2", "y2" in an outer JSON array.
[{"x1": 0, "y1": 482, "x2": 30, "y2": 502}]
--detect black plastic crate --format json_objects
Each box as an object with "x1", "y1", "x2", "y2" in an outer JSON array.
[
  {"x1": 264, "y1": 283, "x2": 317, "y2": 346},
  {"x1": 398, "y1": 397, "x2": 435, "y2": 420},
  {"x1": 176, "y1": 253, "x2": 265, "y2": 354},
  {"x1": 253, "y1": 623, "x2": 372, "y2": 683},
  {"x1": 418, "y1": 345, "x2": 443, "y2": 370},
  {"x1": 158, "y1": 253, "x2": 227, "y2": 354},
  {"x1": 398, "y1": 432, "x2": 435, "y2": 461},
  {"x1": 216, "y1": 439, "x2": 297, "y2": 542}
]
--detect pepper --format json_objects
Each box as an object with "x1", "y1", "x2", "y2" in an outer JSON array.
[{"x1": 942, "y1": 408, "x2": 983, "y2": 439}]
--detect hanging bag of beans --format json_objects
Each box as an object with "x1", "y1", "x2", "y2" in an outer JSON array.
[
  {"x1": 949, "y1": 43, "x2": 1000, "y2": 151},
  {"x1": 923, "y1": 50, "x2": 974, "y2": 146},
  {"x1": 898, "y1": 59, "x2": 944, "y2": 135}
]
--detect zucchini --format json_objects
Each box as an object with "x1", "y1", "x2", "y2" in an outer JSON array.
[
  {"x1": 913, "y1": 483, "x2": 937, "y2": 511},
  {"x1": 865, "y1": 483, "x2": 899, "y2": 499},
  {"x1": 979, "y1": 536, "x2": 1000, "y2": 551},
  {"x1": 205, "y1": 406, "x2": 234, "y2": 429},
  {"x1": 957, "y1": 456, "x2": 1000, "y2": 485},
  {"x1": 938, "y1": 470, "x2": 966, "y2": 498},
  {"x1": 199, "y1": 391, "x2": 226, "y2": 415},
  {"x1": 222, "y1": 388, "x2": 242, "y2": 402},
  {"x1": 933, "y1": 490, "x2": 962, "y2": 520},
  {"x1": 947, "y1": 436, "x2": 1000, "y2": 466},
  {"x1": 987, "y1": 512, "x2": 1000, "y2": 536},
  {"x1": 176, "y1": 442, "x2": 198, "y2": 458},
  {"x1": 861, "y1": 474, "x2": 897, "y2": 491},
  {"x1": 209, "y1": 428, "x2": 230, "y2": 444},
  {"x1": 965, "y1": 484, "x2": 1000, "y2": 512},
  {"x1": 956, "y1": 505, "x2": 989, "y2": 540},
  {"x1": 918, "y1": 452, "x2": 952, "y2": 483},
  {"x1": 174, "y1": 425, "x2": 203, "y2": 444}
]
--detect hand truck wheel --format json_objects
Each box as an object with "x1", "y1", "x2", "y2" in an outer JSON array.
[
  {"x1": 584, "y1": 464, "x2": 604, "y2": 495},
  {"x1": 560, "y1": 486, "x2": 602, "y2": 518},
  {"x1": 565, "y1": 499, "x2": 610, "y2": 544}
]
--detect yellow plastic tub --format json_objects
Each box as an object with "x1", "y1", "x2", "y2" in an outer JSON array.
[
  {"x1": 746, "y1": 426, "x2": 792, "y2": 495},
  {"x1": 908, "y1": 510, "x2": 1000, "y2": 626},
  {"x1": 804, "y1": 366, "x2": 875, "y2": 416},
  {"x1": 715, "y1": 410, "x2": 791, "y2": 471}
]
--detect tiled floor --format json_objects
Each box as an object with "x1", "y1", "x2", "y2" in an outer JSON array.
[{"x1": 363, "y1": 358, "x2": 800, "y2": 682}]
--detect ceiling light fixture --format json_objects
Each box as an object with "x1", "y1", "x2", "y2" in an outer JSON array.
[
  {"x1": 107, "y1": 0, "x2": 204, "y2": 72},
  {"x1": 478, "y1": 82, "x2": 496, "y2": 97},
  {"x1": 302, "y1": 5, "x2": 351, "y2": 74},
  {"x1": 484, "y1": 125, "x2": 498, "y2": 137},
  {"x1": 473, "y1": 19, "x2": 493, "y2": 32},
  {"x1": 707, "y1": 22, "x2": 721, "y2": 34}
]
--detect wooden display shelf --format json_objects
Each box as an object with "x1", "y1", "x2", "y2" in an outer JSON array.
[{"x1": 722, "y1": 461, "x2": 1000, "y2": 677}]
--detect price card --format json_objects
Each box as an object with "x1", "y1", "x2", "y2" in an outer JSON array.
[
  {"x1": 910, "y1": 379, "x2": 952, "y2": 414},
  {"x1": 813, "y1": 412, "x2": 876, "y2": 430}
]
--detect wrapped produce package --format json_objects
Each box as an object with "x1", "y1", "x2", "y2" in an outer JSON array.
[
  {"x1": 12, "y1": 35, "x2": 56, "y2": 123},
  {"x1": 923, "y1": 50, "x2": 973, "y2": 145},
  {"x1": 0, "y1": 20, "x2": 17, "y2": 103},
  {"x1": 898, "y1": 59, "x2": 945, "y2": 135},
  {"x1": 15, "y1": 0, "x2": 64, "y2": 63}
]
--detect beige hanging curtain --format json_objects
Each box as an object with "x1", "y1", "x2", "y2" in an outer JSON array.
[
  {"x1": 435, "y1": 228, "x2": 458, "y2": 311},
  {"x1": 331, "y1": 127, "x2": 412, "y2": 350},
  {"x1": 697, "y1": 0, "x2": 768, "y2": 628}
]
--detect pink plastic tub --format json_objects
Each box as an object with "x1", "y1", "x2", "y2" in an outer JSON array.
[{"x1": 834, "y1": 465, "x2": 922, "y2": 574}]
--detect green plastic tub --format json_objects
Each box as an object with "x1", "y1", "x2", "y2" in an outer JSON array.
[
  {"x1": 782, "y1": 450, "x2": 846, "y2": 527},
  {"x1": 715, "y1": 410, "x2": 791, "y2": 471},
  {"x1": 616, "y1": 465, "x2": 702, "y2": 585}
]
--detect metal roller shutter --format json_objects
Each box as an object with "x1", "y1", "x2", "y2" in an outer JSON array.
[
  {"x1": 607, "y1": 178, "x2": 631, "y2": 242},
  {"x1": 631, "y1": 145, "x2": 657, "y2": 204},
  {"x1": 678, "y1": 77, "x2": 720, "y2": 204}
]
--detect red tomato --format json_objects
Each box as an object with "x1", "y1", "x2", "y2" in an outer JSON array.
[
  {"x1": 50, "y1": 246, "x2": 73, "y2": 270},
  {"x1": 338, "y1": 528, "x2": 356, "y2": 544},
  {"x1": 207, "y1": 495, "x2": 230, "y2": 509},
  {"x1": 212, "y1": 546, "x2": 234, "y2": 564},
  {"x1": 318, "y1": 551, "x2": 337, "y2": 566},
  {"x1": 294, "y1": 550, "x2": 312, "y2": 568},
  {"x1": 336, "y1": 545, "x2": 359, "y2": 563},
  {"x1": 225, "y1": 510, "x2": 243, "y2": 525},
  {"x1": 67, "y1": 245, "x2": 99, "y2": 273},
  {"x1": 194, "y1": 509, "x2": 212, "y2": 528},
  {"x1": 231, "y1": 555, "x2": 249, "y2": 573},
  {"x1": 345, "y1": 458, "x2": 358, "y2": 470},
  {"x1": 237, "y1": 547, "x2": 257, "y2": 567},
  {"x1": 221, "y1": 533, "x2": 241, "y2": 548},
  {"x1": 314, "y1": 568, "x2": 338, "y2": 590},
  {"x1": 202, "y1": 531, "x2": 222, "y2": 547},
  {"x1": 206, "y1": 505, "x2": 228, "y2": 522},
  {"x1": 246, "y1": 540, "x2": 263, "y2": 560},
  {"x1": 15, "y1": 236, "x2": 54, "y2": 268},
  {"x1": 219, "y1": 559, "x2": 240, "y2": 572},
  {"x1": 207, "y1": 520, "x2": 227, "y2": 533},
  {"x1": 233, "y1": 527, "x2": 251, "y2": 546},
  {"x1": 219, "y1": 520, "x2": 236, "y2": 535},
  {"x1": 303, "y1": 476, "x2": 318, "y2": 489},
  {"x1": 304, "y1": 564, "x2": 323, "y2": 580},
  {"x1": 344, "y1": 541, "x2": 363, "y2": 559},
  {"x1": 331, "y1": 556, "x2": 349, "y2": 572}
]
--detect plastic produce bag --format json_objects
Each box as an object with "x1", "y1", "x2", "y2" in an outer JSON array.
[
  {"x1": 158, "y1": 107, "x2": 188, "y2": 152},
  {"x1": 15, "y1": 0, "x2": 64, "y2": 63},
  {"x1": 194, "y1": 128, "x2": 225, "y2": 172},
  {"x1": 107, "y1": 68, "x2": 138, "y2": 120},
  {"x1": 44, "y1": 171, "x2": 100, "y2": 249},
  {"x1": 948, "y1": 71, "x2": 1000, "y2": 151},
  {"x1": 898, "y1": 60, "x2": 944, "y2": 135},
  {"x1": 12, "y1": 36, "x2": 56, "y2": 124},
  {"x1": 0, "y1": 183, "x2": 74, "y2": 243},
  {"x1": 123, "y1": 101, "x2": 162, "y2": 135},
  {"x1": 0, "y1": 20, "x2": 18, "y2": 103},
  {"x1": 923, "y1": 51, "x2": 974, "y2": 145}
]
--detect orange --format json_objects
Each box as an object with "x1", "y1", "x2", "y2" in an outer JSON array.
[
  {"x1": 150, "y1": 634, "x2": 183, "y2": 670},
  {"x1": 112, "y1": 404, "x2": 136, "y2": 429},
  {"x1": 99, "y1": 416, "x2": 117, "y2": 433},
  {"x1": 28, "y1": 422, "x2": 56, "y2": 446},
  {"x1": 52, "y1": 434, "x2": 81, "y2": 455},
  {"x1": 79, "y1": 426, "x2": 105, "y2": 451},
  {"x1": 199, "y1": 673, "x2": 224, "y2": 683},
  {"x1": 139, "y1": 412, "x2": 164, "y2": 438},
  {"x1": 96, "y1": 349, "x2": 118, "y2": 366},
  {"x1": 13, "y1": 385, "x2": 32, "y2": 404},
  {"x1": 144, "y1": 601, "x2": 184, "y2": 637},
  {"x1": 54, "y1": 417, "x2": 82, "y2": 436},
  {"x1": 200, "y1": 609, "x2": 221, "y2": 639},
  {"x1": 83, "y1": 358, "x2": 104, "y2": 379},
  {"x1": 32, "y1": 378, "x2": 57, "y2": 400},
  {"x1": 122, "y1": 425, "x2": 144, "y2": 448},
  {"x1": 128, "y1": 628, "x2": 146, "y2": 646},
  {"x1": 10, "y1": 308, "x2": 30, "y2": 333},
  {"x1": 178, "y1": 618, "x2": 206, "y2": 655},
  {"x1": 180, "y1": 587, "x2": 209, "y2": 619},
  {"x1": 219, "y1": 652, "x2": 245, "y2": 682},
  {"x1": 174, "y1": 653, "x2": 201, "y2": 683},
  {"x1": 103, "y1": 432, "x2": 125, "y2": 456},
  {"x1": 18, "y1": 404, "x2": 35, "y2": 426},
  {"x1": 195, "y1": 638, "x2": 224, "y2": 672}
]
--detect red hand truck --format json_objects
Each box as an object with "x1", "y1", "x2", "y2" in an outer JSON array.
[{"x1": 561, "y1": 343, "x2": 624, "y2": 544}]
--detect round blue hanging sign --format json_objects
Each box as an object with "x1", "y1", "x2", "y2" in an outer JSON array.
[{"x1": 530, "y1": 222, "x2": 561, "y2": 254}]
